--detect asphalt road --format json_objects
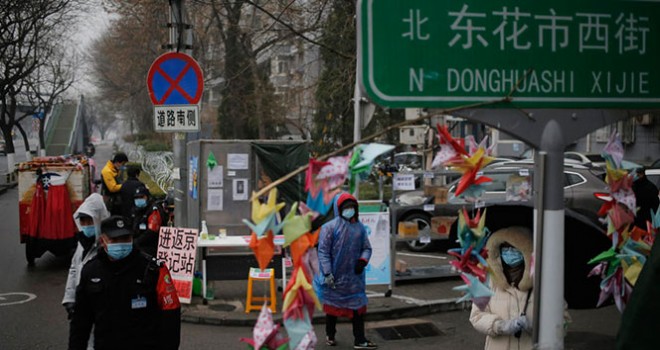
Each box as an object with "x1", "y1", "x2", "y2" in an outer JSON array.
[{"x1": 0, "y1": 142, "x2": 29, "y2": 174}]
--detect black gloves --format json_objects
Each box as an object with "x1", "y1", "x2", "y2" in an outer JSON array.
[
  {"x1": 63, "y1": 302, "x2": 75, "y2": 320},
  {"x1": 355, "y1": 259, "x2": 368, "y2": 274}
]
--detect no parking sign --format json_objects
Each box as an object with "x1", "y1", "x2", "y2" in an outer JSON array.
[{"x1": 147, "y1": 52, "x2": 204, "y2": 132}]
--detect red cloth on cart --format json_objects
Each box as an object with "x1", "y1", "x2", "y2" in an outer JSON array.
[
  {"x1": 27, "y1": 181, "x2": 46, "y2": 238},
  {"x1": 43, "y1": 184, "x2": 76, "y2": 240}
]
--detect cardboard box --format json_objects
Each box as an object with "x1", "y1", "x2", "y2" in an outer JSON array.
[
  {"x1": 431, "y1": 216, "x2": 457, "y2": 239},
  {"x1": 398, "y1": 221, "x2": 419, "y2": 238},
  {"x1": 395, "y1": 259, "x2": 408, "y2": 273},
  {"x1": 424, "y1": 185, "x2": 448, "y2": 204}
]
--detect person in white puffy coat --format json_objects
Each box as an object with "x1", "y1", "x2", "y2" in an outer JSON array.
[
  {"x1": 470, "y1": 226, "x2": 548, "y2": 350},
  {"x1": 61, "y1": 194, "x2": 110, "y2": 314}
]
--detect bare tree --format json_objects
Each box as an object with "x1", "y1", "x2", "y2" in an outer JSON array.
[
  {"x1": 22, "y1": 44, "x2": 78, "y2": 156},
  {"x1": 89, "y1": 0, "x2": 168, "y2": 136},
  {"x1": 0, "y1": 0, "x2": 79, "y2": 168}
]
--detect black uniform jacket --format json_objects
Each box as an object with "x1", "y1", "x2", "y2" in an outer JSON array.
[{"x1": 69, "y1": 248, "x2": 181, "y2": 350}]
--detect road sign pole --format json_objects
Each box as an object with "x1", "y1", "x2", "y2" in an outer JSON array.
[
  {"x1": 169, "y1": 1, "x2": 187, "y2": 228},
  {"x1": 353, "y1": 75, "x2": 361, "y2": 198},
  {"x1": 533, "y1": 121, "x2": 566, "y2": 349}
]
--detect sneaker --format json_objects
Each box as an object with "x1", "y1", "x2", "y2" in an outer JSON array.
[
  {"x1": 354, "y1": 340, "x2": 377, "y2": 349},
  {"x1": 326, "y1": 336, "x2": 337, "y2": 346}
]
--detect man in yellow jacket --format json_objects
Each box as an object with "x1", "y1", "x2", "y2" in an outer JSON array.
[{"x1": 101, "y1": 152, "x2": 128, "y2": 215}]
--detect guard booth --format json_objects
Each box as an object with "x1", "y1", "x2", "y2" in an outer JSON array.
[{"x1": 186, "y1": 140, "x2": 308, "y2": 287}]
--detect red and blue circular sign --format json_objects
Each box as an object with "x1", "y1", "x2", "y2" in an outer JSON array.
[{"x1": 147, "y1": 52, "x2": 204, "y2": 105}]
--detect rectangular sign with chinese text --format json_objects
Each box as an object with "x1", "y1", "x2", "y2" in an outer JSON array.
[
  {"x1": 359, "y1": 0, "x2": 660, "y2": 108},
  {"x1": 157, "y1": 227, "x2": 198, "y2": 303},
  {"x1": 360, "y1": 212, "x2": 391, "y2": 285},
  {"x1": 154, "y1": 105, "x2": 200, "y2": 132}
]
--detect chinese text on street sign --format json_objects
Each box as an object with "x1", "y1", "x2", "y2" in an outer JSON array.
[
  {"x1": 359, "y1": 0, "x2": 660, "y2": 108},
  {"x1": 147, "y1": 52, "x2": 204, "y2": 132},
  {"x1": 157, "y1": 227, "x2": 198, "y2": 303}
]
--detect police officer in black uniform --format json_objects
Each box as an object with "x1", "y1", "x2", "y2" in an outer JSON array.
[
  {"x1": 131, "y1": 186, "x2": 168, "y2": 257},
  {"x1": 68, "y1": 216, "x2": 181, "y2": 350}
]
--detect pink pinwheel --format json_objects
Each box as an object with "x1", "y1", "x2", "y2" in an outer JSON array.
[
  {"x1": 602, "y1": 132, "x2": 624, "y2": 168},
  {"x1": 316, "y1": 155, "x2": 350, "y2": 191},
  {"x1": 240, "y1": 304, "x2": 289, "y2": 350},
  {"x1": 465, "y1": 135, "x2": 495, "y2": 156},
  {"x1": 436, "y1": 124, "x2": 468, "y2": 157},
  {"x1": 305, "y1": 159, "x2": 330, "y2": 197}
]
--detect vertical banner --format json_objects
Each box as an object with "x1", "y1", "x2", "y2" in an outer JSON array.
[
  {"x1": 157, "y1": 227, "x2": 198, "y2": 303},
  {"x1": 360, "y1": 212, "x2": 391, "y2": 285}
]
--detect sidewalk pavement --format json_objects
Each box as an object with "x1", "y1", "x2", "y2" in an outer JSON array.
[{"x1": 181, "y1": 276, "x2": 468, "y2": 327}]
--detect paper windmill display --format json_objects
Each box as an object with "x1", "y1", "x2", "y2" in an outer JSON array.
[
  {"x1": 282, "y1": 264, "x2": 321, "y2": 349},
  {"x1": 588, "y1": 132, "x2": 658, "y2": 313},
  {"x1": 432, "y1": 124, "x2": 494, "y2": 198},
  {"x1": 251, "y1": 188, "x2": 286, "y2": 227},
  {"x1": 348, "y1": 143, "x2": 395, "y2": 193},
  {"x1": 282, "y1": 202, "x2": 314, "y2": 247},
  {"x1": 240, "y1": 304, "x2": 289, "y2": 350},
  {"x1": 453, "y1": 273, "x2": 494, "y2": 311},
  {"x1": 249, "y1": 231, "x2": 275, "y2": 271},
  {"x1": 447, "y1": 208, "x2": 490, "y2": 282},
  {"x1": 315, "y1": 155, "x2": 351, "y2": 191}
]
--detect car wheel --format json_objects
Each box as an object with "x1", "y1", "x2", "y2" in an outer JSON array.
[{"x1": 402, "y1": 213, "x2": 434, "y2": 252}]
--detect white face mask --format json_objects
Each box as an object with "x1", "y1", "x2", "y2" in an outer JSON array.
[{"x1": 341, "y1": 208, "x2": 355, "y2": 220}]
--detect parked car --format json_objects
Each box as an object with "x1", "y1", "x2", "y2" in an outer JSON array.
[
  {"x1": 564, "y1": 152, "x2": 607, "y2": 168},
  {"x1": 393, "y1": 152, "x2": 424, "y2": 170},
  {"x1": 392, "y1": 161, "x2": 608, "y2": 252},
  {"x1": 644, "y1": 168, "x2": 660, "y2": 190},
  {"x1": 649, "y1": 159, "x2": 660, "y2": 169}
]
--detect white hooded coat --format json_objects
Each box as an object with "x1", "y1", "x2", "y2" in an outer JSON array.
[
  {"x1": 470, "y1": 226, "x2": 534, "y2": 350},
  {"x1": 62, "y1": 193, "x2": 110, "y2": 305}
]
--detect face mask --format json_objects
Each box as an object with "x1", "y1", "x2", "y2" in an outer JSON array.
[
  {"x1": 341, "y1": 208, "x2": 356, "y2": 220},
  {"x1": 632, "y1": 173, "x2": 640, "y2": 182},
  {"x1": 501, "y1": 247, "x2": 524, "y2": 267},
  {"x1": 106, "y1": 242, "x2": 133, "y2": 260},
  {"x1": 81, "y1": 225, "x2": 96, "y2": 238},
  {"x1": 135, "y1": 198, "x2": 147, "y2": 208}
]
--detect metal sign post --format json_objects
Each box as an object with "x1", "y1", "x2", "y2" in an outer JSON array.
[{"x1": 149, "y1": 0, "x2": 202, "y2": 227}]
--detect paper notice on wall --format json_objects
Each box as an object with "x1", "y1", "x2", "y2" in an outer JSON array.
[
  {"x1": 227, "y1": 153, "x2": 249, "y2": 170},
  {"x1": 393, "y1": 173, "x2": 415, "y2": 190},
  {"x1": 207, "y1": 188, "x2": 224, "y2": 211},
  {"x1": 208, "y1": 165, "x2": 223, "y2": 188},
  {"x1": 232, "y1": 178, "x2": 248, "y2": 201}
]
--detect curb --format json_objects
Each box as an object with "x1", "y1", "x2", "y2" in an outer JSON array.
[{"x1": 181, "y1": 298, "x2": 469, "y2": 327}]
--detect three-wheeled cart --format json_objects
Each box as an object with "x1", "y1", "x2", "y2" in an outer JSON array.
[{"x1": 17, "y1": 156, "x2": 91, "y2": 265}]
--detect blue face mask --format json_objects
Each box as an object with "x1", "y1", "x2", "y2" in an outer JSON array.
[
  {"x1": 81, "y1": 225, "x2": 96, "y2": 238},
  {"x1": 501, "y1": 247, "x2": 524, "y2": 267},
  {"x1": 134, "y1": 198, "x2": 147, "y2": 208},
  {"x1": 341, "y1": 208, "x2": 356, "y2": 220},
  {"x1": 106, "y1": 242, "x2": 133, "y2": 260}
]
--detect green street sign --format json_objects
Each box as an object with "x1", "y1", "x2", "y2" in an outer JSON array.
[{"x1": 359, "y1": 0, "x2": 660, "y2": 108}]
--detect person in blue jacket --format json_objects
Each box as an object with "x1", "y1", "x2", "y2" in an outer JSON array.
[{"x1": 315, "y1": 192, "x2": 376, "y2": 350}]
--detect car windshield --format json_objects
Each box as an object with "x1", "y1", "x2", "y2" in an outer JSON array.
[{"x1": 586, "y1": 154, "x2": 604, "y2": 162}]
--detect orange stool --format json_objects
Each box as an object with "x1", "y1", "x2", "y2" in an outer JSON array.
[{"x1": 245, "y1": 268, "x2": 277, "y2": 313}]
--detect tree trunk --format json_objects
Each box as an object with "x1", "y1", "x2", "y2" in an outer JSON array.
[{"x1": 15, "y1": 122, "x2": 32, "y2": 161}]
